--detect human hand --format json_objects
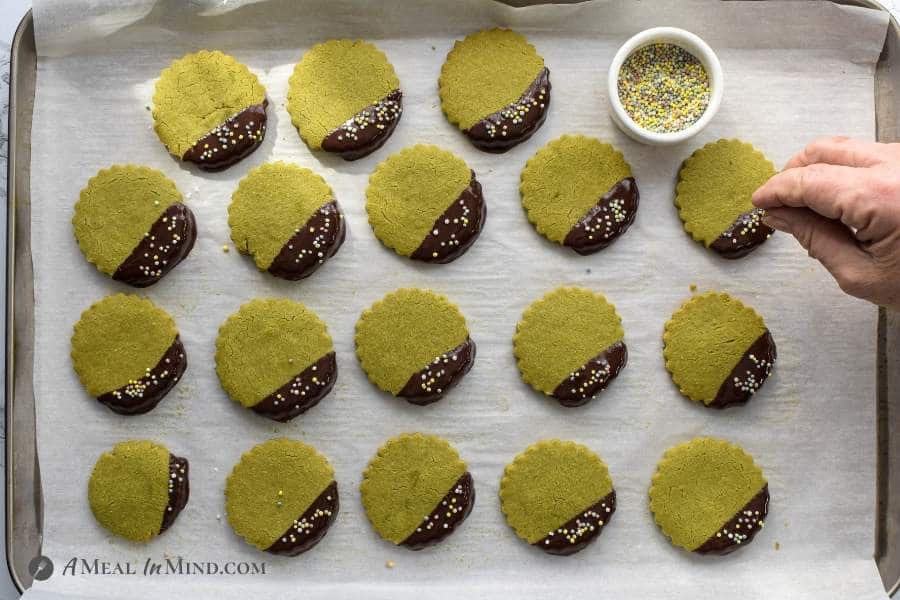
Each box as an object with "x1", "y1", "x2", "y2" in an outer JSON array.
[{"x1": 751, "y1": 136, "x2": 900, "y2": 309}]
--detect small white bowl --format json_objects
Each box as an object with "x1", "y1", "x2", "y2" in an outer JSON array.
[{"x1": 608, "y1": 27, "x2": 723, "y2": 146}]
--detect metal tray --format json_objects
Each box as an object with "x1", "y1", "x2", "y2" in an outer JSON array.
[{"x1": 5, "y1": 1, "x2": 900, "y2": 595}]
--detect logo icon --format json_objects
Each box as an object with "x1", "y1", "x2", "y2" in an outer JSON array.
[{"x1": 28, "y1": 555, "x2": 53, "y2": 581}]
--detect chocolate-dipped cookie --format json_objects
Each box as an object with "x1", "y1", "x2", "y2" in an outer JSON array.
[
  {"x1": 287, "y1": 40, "x2": 402, "y2": 160},
  {"x1": 650, "y1": 437, "x2": 769, "y2": 555},
  {"x1": 514, "y1": 287, "x2": 626, "y2": 407},
  {"x1": 71, "y1": 294, "x2": 186, "y2": 415},
  {"x1": 88, "y1": 440, "x2": 189, "y2": 542},
  {"x1": 225, "y1": 438, "x2": 338, "y2": 556},
  {"x1": 439, "y1": 28, "x2": 550, "y2": 152},
  {"x1": 73, "y1": 165, "x2": 196, "y2": 287},
  {"x1": 153, "y1": 50, "x2": 267, "y2": 171},
  {"x1": 675, "y1": 139, "x2": 776, "y2": 258},
  {"x1": 355, "y1": 288, "x2": 474, "y2": 405},
  {"x1": 366, "y1": 145, "x2": 486, "y2": 263},
  {"x1": 361, "y1": 433, "x2": 474, "y2": 549},
  {"x1": 520, "y1": 135, "x2": 638, "y2": 254},
  {"x1": 228, "y1": 162, "x2": 345, "y2": 281},
  {"x1": 664, "y1": 291, "x2": 776, "y2": 408},
  {"x1": 215, "y1": 298, "x2": 336, "y2": 422},
  {"x1": 500, "y1": 440, "x2": 616, "y2": 556}
]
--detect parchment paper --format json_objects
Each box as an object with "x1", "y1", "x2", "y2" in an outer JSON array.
[{"x1": 23, "y1": 1, "x2": 890, "y2": 598}]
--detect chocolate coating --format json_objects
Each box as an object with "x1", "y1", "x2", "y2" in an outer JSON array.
[
  {"x1": 397, "y1": 338, "x2": 476, "y2": 405},
  {"x1": 534, "y1": 490, "x2": 616, "y2": 556},
  {"x1": 96, "y1": 336, "x2": 186, "y2": 415},
  {"x1": 709, "y1": 330, "x2": 776, "y2": 408},
  {"x1": 113, "y1": 203, "x2": 197, "y2": 287},
  {"x1": 267, "y1": 201, "x2": 346, "y2": 281},
  {"x1": 563, "y1": 178, "x2": 639, "y2": 255},
  {"x1": 464, "y1": 68, "x2": 550, "y2": 153},
  {"x1": 695, "y1": 485, "x2": 769, "y2": 555},
  {"x1": 401, "y1": 472, "x2": 475, "y2": 550},
  {"x1": 182, "y1": 102, "x2": 268, "y2": 171},
  {"x1": 321, "y1": 90, "x2": 403, "y2": 161},
  {"x1": 709, "y1": 208, "x2": 773, "y2": 259},
  {"x1": 160, "y1": 454, "x2": 189, "y2": 534},
  {"x1": 266, "y1": 481, "x2": 339, "y2": 556},
  {"x1": 250, "y1": 352, "x2": 337, "y2": 422},
  {"x1": 410, "y1": 172, "x2": 486, "y2": 263},
  {"x1": 551, "y1": 341, "x2": 627, "y2": 407}
]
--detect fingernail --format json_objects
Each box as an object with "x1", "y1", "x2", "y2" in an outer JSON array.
[{"x1": 762, "y1": 215, "x2": 789, "y2": 233}]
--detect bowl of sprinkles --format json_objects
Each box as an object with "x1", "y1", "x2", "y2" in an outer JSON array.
[{"x1": 609, "y1": 27, "x2": 723, "y2": 145}]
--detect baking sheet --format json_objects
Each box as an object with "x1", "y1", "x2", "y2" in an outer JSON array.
[{"x1": 21, "y1": 1, "x2": 889, "y2": 598}]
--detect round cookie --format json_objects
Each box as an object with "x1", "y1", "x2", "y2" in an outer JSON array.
[
  {"x1": 153, "y1": 50, "x2": 267, "y2": 171},
  {"x1": 287, "y1": 39, "x2": 402, "y2": 160},
  {"x1": 439, "y1": 28, "x2": 550, "y2": 152},
  {"x1": 650, "y1": 437, "x2": 769, "y2": 555},
  {"x1": 360, "y1": 433, "x2": 474, "y2": 550},
  {"x1": 664, "y1": 291, "x2": 776, "y2": 408},
  {"x1": 215, "y1": 298, "x2": 336, "y2": 422},
  {"x1": 225, "y1": 438, "x2": 338, "y2": 556},
  {"x1": 675, "y1": 139, "x2": 776, "y2": 258},
  {"x1": 500, "y1": 440, "x2": 616, "y2": 556},
  {"x1": 73, "y1": 165, "x2": 197, "y2": 287},
  {"x1": 514, "y1": 287, "x2": 626, "y2": 407},
  {"x1": 366, "y1": 145, "x2": 486, "y2": 263},
  {"x1": 520, "y1": 135, "x2": 638, "y2": 255},
  {"x1": 71, "y1": 294, "x2": 186, "y2": 415},
  {"x1": 355, "y1": 288, "x2": 475, "y2": 405},
  {"x1": 228, "y1": 162, "x2": 345, "y2": 281},
  {"x1": 88, "y1": 440, "x2": 189, "y2": 542}
]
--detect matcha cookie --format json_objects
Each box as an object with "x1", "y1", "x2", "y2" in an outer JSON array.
[
  {"x1": 229, "y1": 162, "x2": 345, "y2": 281},
  {"x1": 664, "y1": 291, "x2": 776, "y2": 408},
  {"x1": 153, "y1": 50, "x2": 267, "y2": 171},
  {"x1": 88, "y1": 440, "x2": 189, "y2": 542},
  {"x1": 366, "y1": 145, "x2": 486, "y2": 263},
  {"x1": 215, "y1": 298, "x2": 336, "y2": 422},
  {"x1": 520, "y1": 135, "x2": 638, "y2": 255},
  {"x1": 439, "y1": 28, "x2": 550, "y2": 152},
  {"x1": 500, "y1": 440, "x2": 615, "y2": 556},
  {"x1": 361, "y1": 433, "x2": 474, "y2": 549},
  {"x1": 71, "y1": 294, "x2": 186, "y2": 415},
  {"x1": 675, "y1": 139, "x2": 776, "y2": 258},
  {"x1": 650, "y1": 437, "x2": 769, "y2": 555},
  {"x1": 225, "y1": 438, "x2": 338, "y2": 556},
  {"x1": 73, "y1": 165, "x2": 197, "y2": 287},
  {"x1": 514, "y1": 287, "x2": 626, "y2": 407},
  {"x1": 355, "y1": 288, "x2": 475, "y2": 405},
  {"x1": 287, "y1": 40, "x2": 402, "y2": 160}
]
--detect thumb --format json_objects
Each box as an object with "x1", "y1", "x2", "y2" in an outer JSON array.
[{"x1": 763, "y1": 206, "x2": 875, "y2": 297}]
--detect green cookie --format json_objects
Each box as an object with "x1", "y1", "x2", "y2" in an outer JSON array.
[
  {"x1": 355, "y1": 288, "x2": 474, "y2": 405},
  {"x1": 366, "y1": 145, "x2": 486, "y2": 263},
  {"x1": 71, "y1": 294, "x2": 185, "y2": 415},
  {"x1": 649, "y1": 437, "x2": 769, "y2": 554},
  {"x1": 287, "y1": 39, "x2": 402, "y2": 160},
  {"x1": 514, "y1": 287, "x2": 626, "y2": 407},
  {"x1": 228, "y1": 162, "x2": 345, "y2": 281},
  {"x1": 500, "y1": 440, "x2": 615, "y2": 556},
  {"x1": 360, "y1": 433, "x2": 474, "y2": 549},
  {"x1": 520, "y1": 135, "x2": 638, "y2": 255},
  {"x1": 215, "y1": 298, "x2": 336, "y2": 422},
  {"x1": 225, "y1": 438, "x2": 338, "y2": 556},
  {"x1": 675, "y1": 139, "x2": 776, "y2": 258},
  {"x1": 439, "y1": 28, "x2": 550, "y2": 151},
  {"x1": 88, "y1": 440, "x2": 189, "y2": 542},
  {"x1": 153, "y1": 50, "x2": 267, "y2": 170},
  {"x1": 664, "y1": 291, "x2": 776, "y2": 408}
]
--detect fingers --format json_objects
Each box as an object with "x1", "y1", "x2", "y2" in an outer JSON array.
[
  {"x1": 763, "y1": 207, "x2": 877, "y2": 300},
  {"x1": 752, "y1": 163, "x2": 872, "y2": 230},
  {"x1": 784, "y1": 136, "x2": 883, "y2": 170}
]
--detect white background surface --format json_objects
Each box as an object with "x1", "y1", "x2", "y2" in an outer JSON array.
[{"x1": 2, "y1": 1, "x2": 900, "y2": 599}]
